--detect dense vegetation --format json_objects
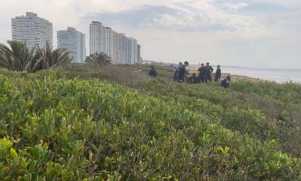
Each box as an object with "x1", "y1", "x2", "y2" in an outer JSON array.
[
  {"x1": 0, "y1": 41, "x2": 70, "y2": 72},
  {"x1": 86, "y1": 53, "x2": 112, "y2": 66},
  {"x1": 0, "y1": 68, "x2": 301, "y2": 180}
]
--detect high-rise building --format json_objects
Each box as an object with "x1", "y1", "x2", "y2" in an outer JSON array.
[
  {"x1": 137, "y1": 44, "x2": 142, "y2": 64},
  {"x1": 11, "y1": 12, "x2": 53, "y2": 49},
  {"x1": 90, "y1": 22, "x2": 114, "y2": 59},
  {"x1": 57, "y1": 27, "x2": 86, "y2": 63},
  {"x1": 129, "y1": 38, "x2": 137, "y2": 64},
  {"x1": 104, "y1": 27, "x2": 114, "y2": 59},
  {"x1": 89, "y1": 21, "x2": 141, "y2": 64},
  {"x1": 89, "y1": 21, "x2": 104, "y2": 55},
  {"x1": 112, "y1": 31, "x2": 119, "y2": 64}
]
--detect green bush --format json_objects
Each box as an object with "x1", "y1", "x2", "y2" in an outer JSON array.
[
  {"x1": 138, "y1": 79, "x2": 301, "y2": 157},
  {"x1": 0, "y1": 72, "x2": 300, "y2": 180}
]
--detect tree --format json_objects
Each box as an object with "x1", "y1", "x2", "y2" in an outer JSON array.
[
  {"x1": 86, "y1": 53, "x2": 112, "y2": 66},
  {"x1": 0, "y1": 41, "x2": 71, "y2": 72},
  {"x1": 0, "y1": 41, "x2": 37, "y2": 71},
  {"x1": 26, "y1": 43, "x2": 71, "y2": 72}
]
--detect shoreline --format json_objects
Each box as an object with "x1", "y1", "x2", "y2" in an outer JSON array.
[
  {"x1": 185, "y1": 66, "x2": 300, "y2": 84},
  {"x1": 224, "y1": 73, "x2": 300, "y2": 84},
  {"x1": 150, "y1": 63, "x2": 301, "y2": 84}
]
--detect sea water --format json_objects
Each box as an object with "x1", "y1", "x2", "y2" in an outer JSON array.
[{"x1": 221, "y1": 66, "x2": 301, "y2": 83}]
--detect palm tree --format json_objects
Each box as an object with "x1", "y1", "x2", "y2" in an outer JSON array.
[
  {"x1": 0, "y1": 41, "x2": 71, "y2": 72},
  {"x1": 86, "y1": 53, "x2": 112, "y2": 66},
  {"x1": 0, "y1": 41, "x2": 37, "y2": 71},
  {"x1": 26, "y1": 43, "x2": 71, "y2": 72}
]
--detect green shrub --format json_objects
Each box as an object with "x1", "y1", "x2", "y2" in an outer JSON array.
[{"x1": 0, "y1": 72, "x2": 300, "y2": 180}]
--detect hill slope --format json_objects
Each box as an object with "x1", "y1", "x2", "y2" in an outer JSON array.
[{"x1": 0, "y1": 70, "x2": 301, "y2": 180}]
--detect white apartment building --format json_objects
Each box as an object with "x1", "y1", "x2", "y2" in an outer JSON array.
[
  {"x1": 90, "y1": 21, "x2": 107, "y2": 56},
  {"x1": 104, "y1": 27, "x2": 114, "y2": 59},
  {"x1": 112, "y1": 31, "x2": 119, "y2": 64},
  {"x1": 89, "y1": 21, "x2": 141, "y2": 64},
  {"x1": 129, "y1": 38, "x2": 138, "y2": 64},
  {"x1": 137, "y1": 44, "x2": 142, "y2": 64},
  {"x1": 57, "y1": 27, "x2": 86, "y2": 63},
  {"x1": 11, "y1": 12, "x2": 53, "y2": 49}
]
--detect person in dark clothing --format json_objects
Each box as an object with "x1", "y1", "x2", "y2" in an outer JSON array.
[
  {"x1": 183, "y1": 61, "x2": 190, "y2": 81},
  {"x1": 221, "y1": 75, "x2": 231, "y2": 88},
  {"x1": 215, "y1": 65, "x2": 222, "y2": 82},
  {"x1": 178, "y1": 63, "x2": 185, "y2": 82},
  {"x1": 174, "y1": 62, "x2": 182, "y2": 82},
  {"x1": 173, "y1": 70, "x2": 178, "y2": 81},
  {"x1": 178, "y1": 61, "x2": 189, "y2": 82},
  {"x1": 149, "y1": 66, "x2": 158, "y2": 78},
  {"x1": 184, "y1": 61, "x2": 189, "y2": 67},
  {"x1": 202, "y1": 63, "x2": 210, "y2": 83},
  {"x1": 198, "y1": 63, "x2": 206, "y2": 83},
  {"x1": 188, "y1": 73, "x2": 198, "y2": 84},
  {"x1": 205, "y1": 62, "x2": 214, "y2": 82}
]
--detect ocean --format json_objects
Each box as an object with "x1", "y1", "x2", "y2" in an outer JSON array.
[
  {"x1": 221, "y1": 66, "x2": 301, "y2": 83},
  {"x1": 187, "y1": 65, "x2": 301, "y2": 83}
]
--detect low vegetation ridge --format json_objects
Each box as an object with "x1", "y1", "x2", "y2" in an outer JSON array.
[{"x1": 0, "y1": 66, "x2": 301, "y2": 180}]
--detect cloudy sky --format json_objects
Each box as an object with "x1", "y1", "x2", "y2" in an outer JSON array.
[{"x1": 0, "y1": 0, "x2": 300, "y2": 68}]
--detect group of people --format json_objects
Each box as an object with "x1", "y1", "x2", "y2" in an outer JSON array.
[
  {"x1": 173, "y1": 61, "x2": 190, "y2": 82},
  {"x1": 195, "y1": 62, "x2": 220, "y2": 83},
  {"x1": 149, "y1": 62, "x2": 231, "y2": 88}
]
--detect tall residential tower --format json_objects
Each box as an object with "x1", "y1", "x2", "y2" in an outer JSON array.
[
  {"x1": 57, "y1": 27, "x2": 86, "y2": 63},
  {"x1": 89, "y1": 21, "x2": 141, "y2": 64},
  {"x1": 11, "y1": 12, "x2": 53, "y2": 49}
]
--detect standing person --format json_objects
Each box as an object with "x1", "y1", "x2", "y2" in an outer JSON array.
[
  {"x1": 173, "y1": 64, "x2": 178, "y2": 81},
  {"x1": 206, "y1": 62, "x2": 214, "y2": 82},
  {"x1": 148, "y1": 65, "x2": 158, "y2": 78},
  {"x1": 179, "y1": 61, "x2": 189, "y2": 82},
  {"x1": 184, "y1": 61, "x2": 190, "y2": 81},
  {"x1": 198, "y1": 63, "x2": 205, "y2": 83},
  {"x1": 215, "y1": 65, "x2": 222, "y2": 82},
  {"x1": 221, "y1": 75, "x2": 231, "y2": 88},
  {"x1": 174, "y1": 62, "x2": 183, "y2": 82},
  {"x1": 179, "y1": 62, "x2": 185, "y2": 82}
]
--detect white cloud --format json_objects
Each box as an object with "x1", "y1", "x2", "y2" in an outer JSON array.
[{"x1": 0, "y1": 0, "x2": 300, "y2": 68}]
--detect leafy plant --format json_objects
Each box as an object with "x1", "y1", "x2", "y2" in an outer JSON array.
[
  {"x1": 0, "y1": 71, "x2": 300, "y2": 180},
  {"x1": 86, "y1": 53, "x2": 112, "y2": 66},
  {"x1": 0, "y1": 41, "x2": 71, "y2": 72},
  {"x1": 0, "y1": 41, "x2": 37, "y2": 71},
  {"x1": 26, "y1": 43, "x2": 71, "y2": 72}
]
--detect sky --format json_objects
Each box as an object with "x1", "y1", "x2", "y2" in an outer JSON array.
[{"x1": 0, "y1": 0, "x2": 301, "y2": 68}]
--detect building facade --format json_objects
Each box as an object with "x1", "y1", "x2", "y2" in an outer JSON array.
[
  {"x1": 57, "y1": 27, "x2": 86, "y2": 63},
  {"x1": 137, "y1": 44, "x2": 142, "y2": 64},
  {"x1": 11, "y1": 12, "x2": 53, "y2": 49},
  {"x1": 89, "y1": 21, "x2": 141, "y2": 64}
]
